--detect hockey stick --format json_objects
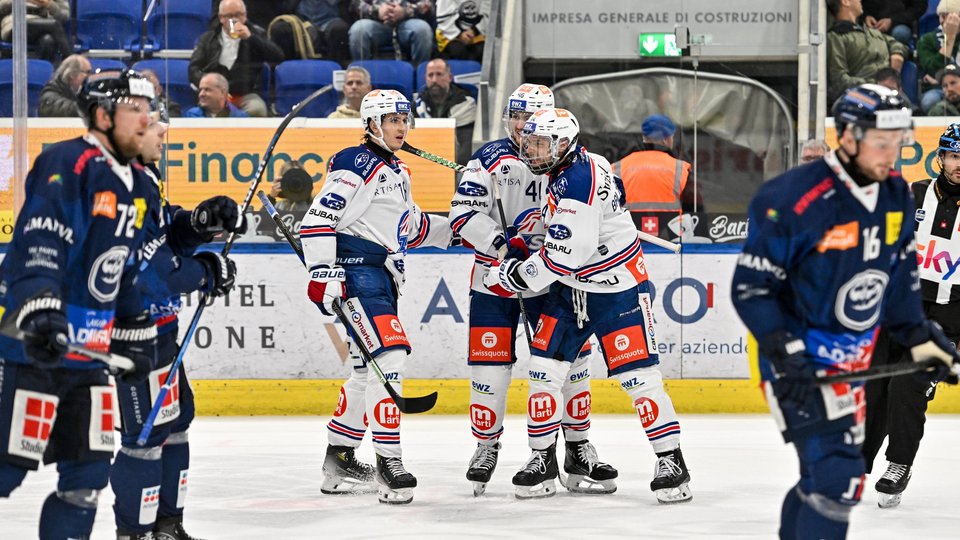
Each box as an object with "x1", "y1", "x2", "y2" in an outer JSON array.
[
  {"x1": 0, "y1": 328, "x2": 135, "y2": 374},
  {"x1": 399, "y1": 142, "x2": 682, "y2": 253},
  {"x1": 815, "y1": 358, "x2": 949, "y2": 385},
  {"x1": 136, "y1": 86, "x2": 335, "y2": 445},
  {"x1": 489, "y1": 173, "x2": 534, "y2": 347},
  {"x1": 257, "y1": 191, "x2": 439, "y2": 414}
]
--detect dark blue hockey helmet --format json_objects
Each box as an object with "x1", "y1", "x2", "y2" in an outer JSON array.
[
  {"x1": 77, "y1": 68, "x2": 156, "y2": 127},
  {"x1": 938, "y1": 123, "x2": 960, "y2": 155},
  {"x1": 832, "y1": 84, "x2": 913, "y2": 141}
]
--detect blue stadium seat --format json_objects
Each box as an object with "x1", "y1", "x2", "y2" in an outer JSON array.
[
  {"x1": 415, "y1": 60, "x2": 482, "y2": 98},
  {"x1": 274, "y1": 60, "x2": 341, "y2": 117},
  {"x1": 349, "y1": 60, "x2": 415, "y2": 101},
  {"x1": 147, "y1": 1, "x2": 213, "y2": 50},
  {"x1": 901, "y1": 60, "x2": 920, "y2": 106},
  {"x1": 0, "y1": 59, "x2": 54, "y2": 117},
  {"x1": 89, "y1": 58, "x2": 128, "y2": 73},
  {"x1": 74, "y1": 0, "x2": 142, "y2": 51},
  {"x1": 919, "y1": 13, "x2": 940, "y2": 37},
  {"x1": 132, "y1": 59, "x2": 195, "y2": 110}
]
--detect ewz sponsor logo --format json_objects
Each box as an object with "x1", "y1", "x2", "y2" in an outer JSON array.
[{"x1": 471, "y1": 381, "x2": 493, "y2": 395}]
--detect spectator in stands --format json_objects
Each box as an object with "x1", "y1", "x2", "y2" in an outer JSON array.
[
  {"x1": 0, "y1": 0, "x2": 71, "y2": 64},
  {"x1": 297, "y1": 0, "x2": 352, "y2": 66},
  {"x1": 348, "y1": 0, "x2": 434, "y2": 64},
  {"x1": 185, "y1": 72, "x2": 250, "y2": 118},
  {"x1": 328, "y1": 66, "x2": 372, "y2": 118},
  {"x1": 862, "y1": 0, "x2": 928, "y2": 46},
  {"x1": 875, "y1": 67, "x2": 919, "y2": 112},
  {"x1": 917, "y1": 0, "x2": 960, "y2": 113},
  {"x1": 826, "y1": 0, "x2": 907, "y2": 106},
  {"x1": 435, "y1": 0, "x2": 488, "y2": 62},
  {"x1": 612, "y1": 114, "x2": 695, "y2": 217},
  {"x1": 799, "y1": 139, "x2": 831, "y2": 165},
  {"x1": 268, "y1": 160, "x2": 315, "y2": 211},
  {"x1": 38, "y1": 54, "x2": 91, "y2": 117},
  {"x1": 245, "y1": 0, "x2": 299, "y2": 29},
  {"x1": 141, "y1": 69, "x2": 182, "y2": 118},
  {"x1": 929, "y1": 63, "x2": 960, "y2": 116},
  {"x1": 189, "y1": 0, "x2": 284, "y2": 117},
  {"x1": 415, "y1": 57, "x2": 476, "y2": 164}
]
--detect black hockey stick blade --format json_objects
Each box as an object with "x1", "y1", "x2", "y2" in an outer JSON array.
[
  {"x1": 400, "y1": 142, "x2": 467, "y2": 173},
  {"x1": 816, "y1": 358, "x2": 944, "y2": 385},
  {"x1": 257, "y1": 191, "x2": 439, "y2": 414}
]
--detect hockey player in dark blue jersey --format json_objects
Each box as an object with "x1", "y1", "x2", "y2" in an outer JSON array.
[
  {"x1": 732, "y1": 84, "x2": 960, "y2": 540},
  {"x1": 0, "y1": 69, "x2": 164, "y2": 540},
  {"x1": 110, "y1": 106, "x2": 243, "y2": 540}
]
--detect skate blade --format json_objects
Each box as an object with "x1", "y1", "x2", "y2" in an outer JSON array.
[
  {"x1": 472, "y1": 481, "x2": 487, "y2": 497},
  {"x1": 514, "y1": 478, "x2": 557, "y2": 499},
  {"x1": 377, "y1": 486, "x2": 414, "y2": 504},
  {"x1": 320, "y1": 477, "x2": 378, "y2": 495},
  {"x1": 654, "y1": 482, "x2": 692, "y2": 504},
  {"x1": 878, "y1": 492, "x2": 903, "y2": 509},
  {"x1": 561, "y1": 472, "x2": 617, "y2": 495}
]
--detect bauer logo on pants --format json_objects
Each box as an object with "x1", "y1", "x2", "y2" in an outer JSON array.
[
  {"x1": 88, "y1": 386, "x2": 116, "y2": 453},
  {"x1": 8, "y1": 389, "x2": 58, "y2": 461},
  {"x1": 470, "y1": 404, "x2": 496, "y2": 431},
  {"x1": 528, "y1": 392, "x2": 557, "y2": 422},
  {"x1": 566, "y1": 391, "x2": 591, "y2": 421},
  {"x1": 374, "y1": 398, "x2": 401, "y2": 429},
  {"x1": 634, "y1": 397, "x2": 660, "y2": 428}
]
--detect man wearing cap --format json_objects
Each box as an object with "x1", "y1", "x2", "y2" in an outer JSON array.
[
  {"x1": 611, "y1": 114, "x2": 695, "y2": 235},
  {"x1": 918, "y1": 0, "x2": 960, "y2": 113},
  {"x1": 928, "y1": 63, "x2": 960, "y2": 116}
]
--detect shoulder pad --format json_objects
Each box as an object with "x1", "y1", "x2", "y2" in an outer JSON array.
[{"x1": 475, "y1": 138, "x2": 517, "y2": 170}]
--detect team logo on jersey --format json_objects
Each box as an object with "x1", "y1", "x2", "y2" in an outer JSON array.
[
  {"x1": 470, "y1": 404, "x2": 496, "y2": 431},
  {"x1": 88, "y1": 245, "x2": 130, "y2": 303},
  {"x1": 355, "y1": 153, "x2": 370, "y2": 168},
  {"x1": 552, "y1": 177, "x2": 568, "y2": 196},
  {"x1": 835, "y1": 269, "x2": 889, "y2": 331},
  {"x1": 320, "y1": 193, "x2": 346, "y2": 210},
  {"x1": 915, "y1": 209, "x2": 926, "y2": 223},
  {"x1": 456, "y1": 181, "x2": 488, "y2": 197},
  {"x1": 566, "y1": 391, "x2": 591, "y2": 421},
  {"x1": 548, "y1": 224, "x2": 572, "y2": 240}
]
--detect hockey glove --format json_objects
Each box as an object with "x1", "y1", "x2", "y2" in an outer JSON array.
[
  {"x1": 483, "y1": 258, "x2": 529, "y2": 297},
  {"x1": 307, "y1": 265, "x2": 346, "y2": 316},
  {"x1": 910, "y1": 321, "x2": 960, "y2": 384},
  {"x1": 762, "y1": 331, "x2": 814, "y2": 405},
  {"x1": 110, "y1": 313, "x2": 158, "y2": 385},
  {"x1": 191, "y1": 196, "x2": 248, "y2": 240},
  {"x1": 16, "y1": 295, "x2": 69, "y2": 367},
  {"x1": 195, "y1": 251, "x2": 238, "y2": 298},
  {"x1": 491, "y1": 227, "x2": 531, "y2": 261}
]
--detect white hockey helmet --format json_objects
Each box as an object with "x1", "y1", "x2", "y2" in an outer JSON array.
[
  {"x1": 503, "y1": 84, "x2": 554, "y2": 140},
  {"x1": 520, "y1": 108, "x2": 580, "y2": 174},
  {"x1": 360, "y1": 89, "x2": 412, "y2": 148}
]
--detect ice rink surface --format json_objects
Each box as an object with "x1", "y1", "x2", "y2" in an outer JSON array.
[{"x1": 3, "y1": 414, "x2": 959, "y2": 539}]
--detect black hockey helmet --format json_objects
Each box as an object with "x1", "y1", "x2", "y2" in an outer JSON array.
[
  {"x1": 938, "y1": 123, "x2": 960, "y2": 155},
  {"x1": 78, "y1": 68, "x2": 156, "y2": 127},
  {"x1": 832, "y1": 84, "x2": 912, "y2": 141}
]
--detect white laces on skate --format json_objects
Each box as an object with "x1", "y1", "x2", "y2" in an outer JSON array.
[
  {"x1": 471, "y1": 445, "x2": 498, "y2": 470},
  {"x1": 384, "y1": 457, "x2": 409, "y2": 477},
  {"x1": 881, "y1": 463, "x2": 909, "y2": 483},
  {"x1": 654, "y1": 455, "x2": 682, "y2": 479},
  {"x1": 521, "y1": 450, "x2": 549, "y2": 474},
  {"x1": 577, "y1": 442, "x2": 601, "y2": 468}
]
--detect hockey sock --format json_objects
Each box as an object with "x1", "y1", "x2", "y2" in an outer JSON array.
[
  {"x1": 0, "y1": 461, "x2": 28, "y2": 496},
  {"x1": 778, "y1": 485, "x2": 803, "y2": 540},
  {"x1": 469, "y1": 364, "x2": 511, "y2": 444},
  {"x1": 111, "y1": 446, "x2": 163, "y2": 532},
  {"x1": 327, "y1": 364, "x2": 369, "y2": 447},
  {"x1": 39, "y1": 491, "x2": 99, "y2": 540},
  {"x1": 616, "y1": 367, "x2": 681, "y2": 453},
  {"x1": 796, "y1": 492, "x2": 850, "y2": 540},
  {"x1": 367, "y1": 349, "x2": 405, "y2": 458},
  {"x1": 526, "y1": 356, "x2": 569, "y2": 451},
  {"x1": 561, "y1": 353, "x2": 591, "y2": 443},
  {"x1": 158, "y1": 431, "x2": 190, "y2": 519}
]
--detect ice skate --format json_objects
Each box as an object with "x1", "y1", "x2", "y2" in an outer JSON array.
[
  {"x1": 117, "y1": 531, "x2": 156, "y2": 540},
  {"x1": 651, "y1": 447, "x2": 692, "y2": 504},
  {"x1": 375, "y1": 454, "x2": 417, "y2": 504},
  {"x1": 321, "y1": 445, "x2": 377, "y2": 495},
  {"x1": 512, "y1": 444, "x2": 559, "y2": 499},
  {"x1": 466, "y1": 442, "x2": 501, "y2": 496},
  {"x1": 154, "y1": 515, "x2": 206, "y2": 540},
  {"x1": 560, "y1": 440, "x2": 618, "y2": 494},
  {"x1": 875, "y1": 462, "x2": 912, "y2": 509}
]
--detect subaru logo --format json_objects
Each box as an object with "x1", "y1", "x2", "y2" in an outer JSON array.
[
  {"x1": 320, "y1": 193, "x2": 347, "y2": 210},
  {"x1": 548, "y1": 224, "x2": 572, "y2": 240}
]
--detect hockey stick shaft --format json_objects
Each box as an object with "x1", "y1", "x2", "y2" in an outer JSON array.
[
  {"x1": 815, "y1": 358, "x2": 949, "y2": 385},
  {"x1": 257, "y1": 191, "x2": 438, "y2": 414},
  {"x1": 400, "y1": 142, "x2": 682, "y2": 254},
  {"x1": 0, "y1": 327, "x2": 135, "y2": 373},
  {"x1": 489, "y1": 173, "x2": 534, "y2": 347},
  {"x1": 136, "y1": 86, "x2": 334, "y2": 445}
]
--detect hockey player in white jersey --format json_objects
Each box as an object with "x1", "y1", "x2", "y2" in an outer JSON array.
[
  {"x1": 300, "y1": 89, "x2": 452, "y2": 504},
  {"x1": 450, "y1": 84, "x2": 617, "y2": 497},
  {"x1": 484, "y1": 108, "x2": 692, "y2": 503}
]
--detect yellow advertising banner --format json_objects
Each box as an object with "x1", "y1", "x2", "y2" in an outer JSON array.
[
  {"x1": 825, "y1": 117, "x2": 958, "y2": 183},
  {"x1": 0, "y1": 119, "x2": 457, "y2": 236}
]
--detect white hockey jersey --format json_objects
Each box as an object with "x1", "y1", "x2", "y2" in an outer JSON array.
[
  {"x1": 300, "y1": 143, "x2": 452, "y2": 285},
  {"x1": 449, "y1": 137, "x2": 547, "y2": 296},
  {"x1": 516, "y1": 146, "x2": 648, "y2": 294}
]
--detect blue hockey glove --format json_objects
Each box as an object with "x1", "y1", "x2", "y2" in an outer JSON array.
[
  {"x1": 16, "y1": 295, "x2": 69, "y2": 367},
  {"x1": 111, "y1": 314, "x2": 158, "y2": 385},
  {"x1": 762, "y1": 331, "x2": 814, "y2": 405},
  {"x1": 491, "y1": 227, "x2": 531, "y2": 262}
]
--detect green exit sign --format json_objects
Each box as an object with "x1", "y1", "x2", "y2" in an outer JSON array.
[{"x1": 639, "y1": 33, "x2": 682, "y2": 57}]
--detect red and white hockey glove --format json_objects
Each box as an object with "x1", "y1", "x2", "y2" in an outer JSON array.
[
  {"x1": 308, "y1": 264, "x2": 346, "y2": 316},
  {"x1": 483, "y1": 258, "x2": 529, "y2": 297}
]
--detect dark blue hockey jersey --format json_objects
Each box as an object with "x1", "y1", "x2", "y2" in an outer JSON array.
[
  {"x1": 0, "y1": 135, "x2": 161, "y2": 368},
  {"x1": 732, "y1": 151, "x2": 928, "y2": 381}
]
